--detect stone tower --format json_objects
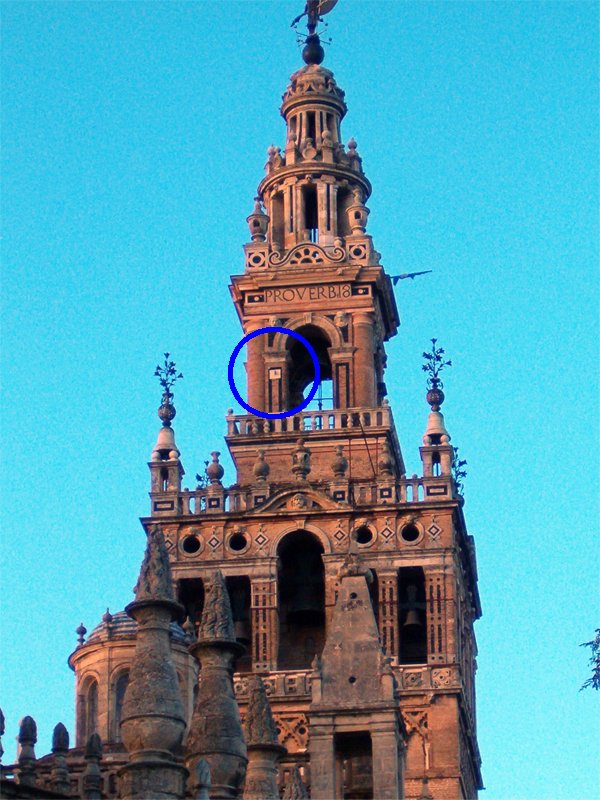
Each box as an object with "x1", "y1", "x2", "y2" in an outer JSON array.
[{"x1": 145, "y1": 20, "x2": 482, "y2": 800}]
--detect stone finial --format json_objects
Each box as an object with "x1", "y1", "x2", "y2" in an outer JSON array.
[
  {"x1": 102, "y1": 608, "x2": 113, "y2": 625},
  {"x1": 76, "y1": 623, "x2": 87, "y2": 645},
  {"x1": 52, "y1": 722, "x2": 69, "y2": 752},
  {"x1": 245, "y1": 676, "x2": 279, "y2": 747},
  {"x1": 154, "y1": 352, "x2": 183, "y2": 428},
  {"x1": 194, "y1": 759, "x2": 211, "y2": 800},
  {"x1": 247, "y1": 197, "x2": 270, "y2": 242},
  {"x1": 282, "y1": 766, "x2": 309, "y2": 800},
  {"x1": 17, "y1": 716, "x2": 37, "y2": 787},
  {"x1": 253, "y1": 449, "x2": 270, "y2": 482},
  {"x1": 51, "y1": 723, "x2": 71, "y2": 795},
  {"x1": 331, "y1": 445, "x2": 348, "y2": 479},
  {"x1": 82, "y1": 734, "x2": 102, "y2": 800},
  {"x1": 206, "y1": 451, "x2": 224, "y2": 484},
  {"x1": 0, "y1": 707, "x2": 4, "y2": 764},
  {"x1": 198, "y1": 570, "x2": 235, "y2": 642},
  {"x1": 291, "y1": 438, "x2": 311, "y2": 481},
  {"x1": 183, "y1": 615, "x2": 197, "y2": 643},
  {"x1": 133, "y1": 524, "x2": 175, "y2": 605}
]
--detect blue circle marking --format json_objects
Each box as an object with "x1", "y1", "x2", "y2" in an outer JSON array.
[{"x1": 228, "y1": 326, "x2": 321, "y2": 419}]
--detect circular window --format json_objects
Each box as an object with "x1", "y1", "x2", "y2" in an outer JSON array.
[
  {"x1": 228, "y1": 532, "x2": 248, "y2": 552},
  {"x1": 349, "y1": 592, "x2": 358, "y2": 600},
  {"x1": 401, "y1": 524, "x2": 421, "y2": 544},
  {"x1": 348, "y1": 676, "x2": 357, "y2": 684},
  {"x1": 354, "y1": 525, "x2": 374, "y2": 545},
  {"x1": 181, "y1": 534, "x2": 201, "y2": 554}
]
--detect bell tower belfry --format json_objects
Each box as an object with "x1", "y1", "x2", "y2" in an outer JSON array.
[{"x1": 151, "y1": 14, "x2": 483, "y2": 800}]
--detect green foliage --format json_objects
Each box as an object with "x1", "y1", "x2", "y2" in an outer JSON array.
[{"x1": 580, "y1": 628, "x2": 600, "y2": 691}]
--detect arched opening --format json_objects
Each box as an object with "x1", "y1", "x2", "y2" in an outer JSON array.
[
  {"x1": 398, "y1": 567, "x2": 427, "y2": 664},
  {"x1": 226, "y1": 575, "x2": 252, "y2": 673},
  {"x1": 286, "y1": 325, "x2": 333, "y2": 411},
  {"x1": 277, "y1": 530, "x2": 325, "y2": 669},
  {"x1": 82, "y1": 679, "x2": 98, "y2": 742},
  {"x1": 271, "y1": 191, "x2": 284, "y2": 246},
  {"x1": 337, "y1": 187, "x2": 354, "y2": 238},
  {"x1": 178, "y1": 578, "x2": 205, "y2": 633},
  {"x1": 432, "y1": 452, "x2": 441, "y2": 477},
  {"x1": 335, "y1": 731, "x2": 374, "y2": 799},
  {"x1": 113, "y1": 671, "x2": 129, "y2": 743},
  {"x1": 303, "y1": 183, "x2": 319, "y2": 242}
]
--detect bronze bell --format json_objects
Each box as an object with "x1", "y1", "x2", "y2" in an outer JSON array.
[
  {"x1": 234, "y1": 619, "x2": 251, "y2": 644},
  {"x1": 403, "y1": 584, "x2": 422, "y2": 628},
  {"x1": 287, "y1": 583, "x2": 323, "y2": 623}
]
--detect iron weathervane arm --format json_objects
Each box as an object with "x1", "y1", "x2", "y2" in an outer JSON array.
[{"x1": 391, "y1": 270, "x2": 433, "y2": 285}]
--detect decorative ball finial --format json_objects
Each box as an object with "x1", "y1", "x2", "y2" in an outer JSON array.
[
  {"x1": 253, "y1": 449, "x2": 270, "y2": 482},
  {"x1": 76, "y1": 623, "x2": 87, "y2": 645},
  {"x1": 422, "y1": 338, "x2": 452, "y2": 411},
  {"x1": 302, "y1": 33, "x2": 325, "y2": 64},
  {"x1": 154, "y1": 353, "x2": 183, "y2": 428},
  {"x1": 206, "y1": 451, "x2": 224, "y2": 484}
]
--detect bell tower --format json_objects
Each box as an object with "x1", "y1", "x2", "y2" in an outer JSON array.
[{"x1": 150, "y1": 11, "x2": 483, "y2": 800}]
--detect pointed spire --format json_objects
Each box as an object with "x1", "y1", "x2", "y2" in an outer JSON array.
[
  {"x1": 51, "y1": 723, "x2": 71, "y2": 795},
  {"x1": 282, "y1": 766, "x2": 309, "y2": 800},
  {"x1": 82, "y1": 733, "x2": 103, "y2": 800},
  {"x1": 245, "y1": 676, "x2": 279, "y2": 747},
  {"x1": 198, "y1": 570, "x2": 236, "y2": 642},
  {"x1": 52, "y1": 722, "x2": 69, "y2": 752},
  {"x1": 17, "y1": 716, "x2": 37, "y2": 787},
  {"x1": 132, "y1": 524, "x2": 176, "y2": 606}
]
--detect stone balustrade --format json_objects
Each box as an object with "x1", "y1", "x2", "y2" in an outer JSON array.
[{"x1": 226, "y1": 406, "x2": 394, "y2": 437}]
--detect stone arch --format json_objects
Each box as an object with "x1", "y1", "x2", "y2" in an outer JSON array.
[
  {"x1": 271, "y1": 522, "x2": 333, "y2": 557},
  {"x1": 78, "y1": 672, "x2": 100, "y2": 745},
  {"x1": 271, "y1": 314, "x2": 343, "y2": 351},
  {"x1": 276, "y1": 528, "x2": 327, "y2": 669},
  {"x1": 110, "y1": 668, "x2": 129, "y2": 743}
]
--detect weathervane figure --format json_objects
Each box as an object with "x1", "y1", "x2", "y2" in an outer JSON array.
[{"x1": 291, "y1": 0, "x2": 339, "y2": 34}]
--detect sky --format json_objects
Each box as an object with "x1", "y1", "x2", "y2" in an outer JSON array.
[{"x1": 1, "y1": 0, "x2": 599, "y2": 796}]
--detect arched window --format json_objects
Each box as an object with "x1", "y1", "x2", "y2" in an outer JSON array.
[
  {"x1": 113, "y1": 671, "x2": 129, "y2": 743},
  {"x1": 286, "y1": 325, "x2": 333, "y2": 411},
  {"x1": 277, "y1": 530, "x2": 325, "y2": 669},
  {"x1": 398, "y1": 567, "x2": 427, "y2": 664},
  {"x1": 81, "y1": 679, "x2": 98, "y2": 742}
]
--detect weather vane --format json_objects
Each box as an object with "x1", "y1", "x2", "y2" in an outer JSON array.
[
  {"x1": 422, "y1": 338, "x2": 452, "y2": 391},
  {"x1": 154, "y1": 352, "x2": 183, "y2": 427},
  {"x1": 291, "y1": 0, "x2": 338, "y2": 60}
]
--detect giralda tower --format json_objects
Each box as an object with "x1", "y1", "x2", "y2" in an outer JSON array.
[{"x1": 145, "y1": 8, "x2": 483, "y2": 799}]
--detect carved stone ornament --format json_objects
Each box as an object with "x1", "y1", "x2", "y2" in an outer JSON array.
[
  {"x1": 133, "y1": 524, "x2": 175, "y2": 605},
  {"x1": 245, "y1": 676, "x2": 280, "y2": 746},
  {"x1": 282, "y1": 765, "x2": 309, "y2": 799},
  {"x1": 51, "y1": 722, "x2": 69, "y2": 752},
  {"x1": 199, "y1": 570, "x2": 236, "y2": 642}
]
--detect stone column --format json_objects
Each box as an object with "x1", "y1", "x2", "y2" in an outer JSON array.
[
  {"x1": 82, "y1": 734, "x2": 103, "y2": 800},
  {"x1": 353, "y1": 313, "x2": 376, "y2": 407},
  {"x1": 371, "y1": 722, "x2": 404, "y2": 800},
  {"x1": 51, "y1": 722, "x2": 71, "y2": 795},
  {"x1": 119, "y1": 525, "x2": 188, "y2": 800},
  {"x1": 16, "y1": 716, "x2": 37, "y2": 787},
  {"x1": 186, "y1": 571, "x2": 247, "y2": 799},
  {"x1": 246, "y1": 322, "x2": 266, "y2": 414},
  {"x1": 307, "y1": 725, "x2": 337, "y2": 800},
  {"x1": 251, "y1": 576, "x2": 278, "y2": 671},
  {"x1": 378, "y1": 570, "x2": 399, "y2": 660},
  {"x1": 244, "y1": 676, "x2": 286, "y2": 800}
]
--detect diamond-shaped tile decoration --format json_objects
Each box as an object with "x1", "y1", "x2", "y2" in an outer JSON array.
[
  {"x1": 427, "y1": 522, "x2": 442, "y2": 540},
  {"x1": 164, "y1": 537, "x2": 175, "y2": 552},
  {"x1": 334, "y1": 529, "x2": 345, "y2": 541},
  {"x1": 255, "y1": 533, "x2": 268, "y2": 548},
  {"x1": 207, "y1": 535, "x2": 220, "y2": 550},
  {"x1": 380, "y1": 526, "x2": 394, "y2": 541}
]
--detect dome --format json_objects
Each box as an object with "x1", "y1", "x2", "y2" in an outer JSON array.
[{"x1": 86, "y1": 610, "x2": 187, "y2": 644}]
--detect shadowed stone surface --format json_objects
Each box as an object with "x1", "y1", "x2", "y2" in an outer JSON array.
[
  {"x1": 282, "y1": 766, "x2": 309, "y2": 800},
  {"x1": 186, "y1": 571, "x2": 247, "y2": 799}
]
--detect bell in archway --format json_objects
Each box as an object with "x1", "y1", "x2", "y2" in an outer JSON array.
[
  {"x1": 403, "y1": 584, "x2": 422, "y2": 628},
  {"x1": 287, "y1": 582, "x2": 323, "y2": 624},
  {"x1": 234, "y1": 619, "x2": 251, "y2": 645}
]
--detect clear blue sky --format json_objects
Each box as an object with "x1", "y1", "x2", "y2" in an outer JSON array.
[{"x1": 1, "y1": 1, "x2": 598, "y2": 796}]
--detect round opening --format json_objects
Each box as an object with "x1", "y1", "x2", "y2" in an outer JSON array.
[
  {"x1": 229, "y1": 532, "x2": 248, "y2": 552},
  {"x1": 182, "y1": 535, "x2": 201, "y2": 554},
  {"x1": 298, "y1": 726, "x2": 306, "y2": 735},
  {"x1": 348, "y1": 676, "x2": 357, "y2": 684},
  {"x1": 349, "y1": 592, "x2": 358, "y2": 599},
  {"x1": 355, "y1": 525, "x2": 374, "y2": 545},
  {"x1": 401, "y1": 524, "x2": 420, "y2": 543}
]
